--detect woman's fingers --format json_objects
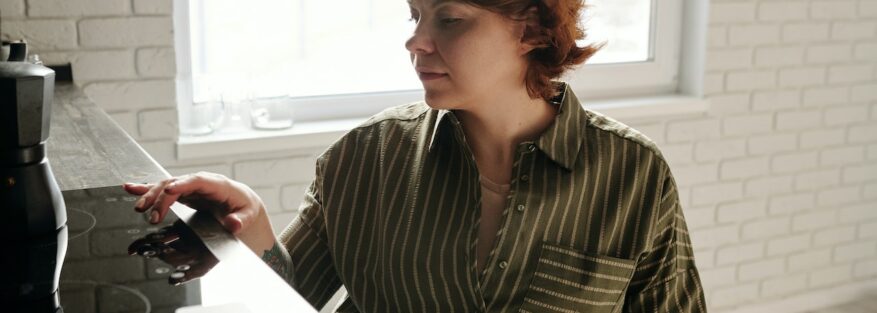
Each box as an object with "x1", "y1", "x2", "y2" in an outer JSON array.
[
  {"x1": 221, "y1": 214, "x2": 243, "y2": 234},
  {"x1": 147, "y1": 179, "x2": 180, "y2": 224},
  {"x1": 148, "y1": 172, "x2": 235, "y2": 225},
  {"x1": 133, "y1": 180, "x2": 171, "y2": 213},
  {"x1": 163, "y1": 173, "x2": 230, "y2": 204},
  {"x1": 129, "y1": 172, "x2": 262, "y2": 235},
  {"x1": 123, "y1": 183, "x2": 153, "y2": 196}
]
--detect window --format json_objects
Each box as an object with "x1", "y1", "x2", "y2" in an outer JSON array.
[{"x1": 175, "y1": 0, "x2": 685, "y2": 138}]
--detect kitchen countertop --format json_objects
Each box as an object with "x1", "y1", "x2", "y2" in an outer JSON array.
[
  {"x1": 47, "y1": 83, "x2": 169, "y2": 191},
  {"x1": 44, "y1": 82, "x2": 318, "y2": 313}
]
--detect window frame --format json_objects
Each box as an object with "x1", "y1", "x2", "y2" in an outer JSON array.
[{"x1": 565, "y1": 0, "x2": 683, "y2": 99}]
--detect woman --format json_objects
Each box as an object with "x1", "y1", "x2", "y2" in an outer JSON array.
[{"x1": 125, "y1": 0, "x2": 706, "y2": 312}]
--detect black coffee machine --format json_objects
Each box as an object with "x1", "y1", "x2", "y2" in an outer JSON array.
[{"x1": 0, "y1": 41, "x2": 68, "y2": 312}]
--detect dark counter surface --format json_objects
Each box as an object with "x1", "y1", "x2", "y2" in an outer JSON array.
[
  {"x1": 47, "y1": 83, "x2": 168, "y2": 191},
  {"x1": 45, "y1": 82, "x2": 318, "y2": 313}
]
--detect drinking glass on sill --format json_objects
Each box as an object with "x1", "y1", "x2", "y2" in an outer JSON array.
[
  {"x1": 220, "y1": 88, "x2": 253, "y2": 132},
  {"x1": 181, "y1": 76, "x2": 225, "y2": 136},
  {"x1": 181, "y1": 100, "x2": 226, "y2": 136},
  {"x1": 250, "y1": 95, "x2": 294, "y2": 130}
]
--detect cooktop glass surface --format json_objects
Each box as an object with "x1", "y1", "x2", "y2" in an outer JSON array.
[{"x1": 60, "y1": 185, "x2": 205, "y2": 313}]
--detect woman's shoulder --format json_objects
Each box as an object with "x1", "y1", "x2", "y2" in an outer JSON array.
[
  {"x1": 580, "y1": 107, "x2": 668, "y2": 165},
  {"x1": 315, "y1": 101, "x2": 432, "y2": 162},
  {"x1": 358, "y1": 101, "x2": 432, "y2": 129}
]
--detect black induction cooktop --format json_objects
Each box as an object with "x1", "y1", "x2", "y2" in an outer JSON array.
[
  {"x1": 57, "y1": 185, "x2": 318, "y2": 313},
  {"x1": 59, "y1": 185, "x2": 203, "y2": 313}
]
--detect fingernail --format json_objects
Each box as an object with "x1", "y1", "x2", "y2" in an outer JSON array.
[
  {"x1": 150, "y1": 210, "x2": 160, "y2": 224},
  {"x1": 135, "y1": 198, "x2": 145, "y2": 209}
]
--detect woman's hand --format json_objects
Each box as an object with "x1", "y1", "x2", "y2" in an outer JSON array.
[{"x1": 123, "y1": 172, "x2": 277, "y2": 254}]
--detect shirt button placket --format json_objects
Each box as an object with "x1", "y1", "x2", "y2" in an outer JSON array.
[
  {"x1": 513, "y1": 144, "x2": 534, "y2": 214},
  {"x1": 513, "y1": 144, "x2": 534, "y2": 216},
  {"x1": 520, "y1": 144, "x2": 534, "y2": 183}
]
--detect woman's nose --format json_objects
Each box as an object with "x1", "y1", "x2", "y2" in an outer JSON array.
[{"x1": 405, "y1": 23, "x2": 435, "y2": 55}]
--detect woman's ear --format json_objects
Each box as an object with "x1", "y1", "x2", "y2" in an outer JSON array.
[{"x1": 518, "y1": 6, "x2": 544, "y2": 55}]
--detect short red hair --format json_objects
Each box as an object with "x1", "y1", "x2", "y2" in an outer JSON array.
[{"x1": 463, "y1": 0, "x2": 600, "y2": 100}]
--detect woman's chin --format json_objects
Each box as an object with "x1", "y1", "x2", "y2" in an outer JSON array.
[{"x1": 422, "y1": 90, "x2": 456, "y2": 110}]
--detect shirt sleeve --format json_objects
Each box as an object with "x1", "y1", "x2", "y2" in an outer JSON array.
[
  {"x1": 276, "y1": 156, "x2": 344, "y2": 311},
  {"x1": 622, "y1": 163, "x2": 707, "y2": 312}
]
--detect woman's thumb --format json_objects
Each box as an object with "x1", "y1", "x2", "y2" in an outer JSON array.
[{"x1": 222, "y1": 214, "x2": 243, "y2": 234}]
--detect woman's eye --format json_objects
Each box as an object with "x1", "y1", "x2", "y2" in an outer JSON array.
[
  {"x1": 408, "y1": 9, "x2": 419, "y2": 23},
  {"x1": 440, "y1": 17, "x2": 462, "y2": 25}
]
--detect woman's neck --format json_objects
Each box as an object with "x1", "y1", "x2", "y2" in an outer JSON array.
[{"x1": 454, "y1": 88, "x2": 557, "y2": 180}]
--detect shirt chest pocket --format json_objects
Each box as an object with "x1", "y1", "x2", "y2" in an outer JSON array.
[{"x1": 519, "y1": 242, "x2": 636, "y2": 313}]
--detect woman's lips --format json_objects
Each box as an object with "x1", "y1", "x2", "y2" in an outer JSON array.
[{"x1": 418, "y1": 72, "x2": 448, "y2": 81}]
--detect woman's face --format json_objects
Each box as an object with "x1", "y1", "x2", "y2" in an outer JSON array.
[{"x1": 406, "y1": 0, "x2": 531, "y2": 109}]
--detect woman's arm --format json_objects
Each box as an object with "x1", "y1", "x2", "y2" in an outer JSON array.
[
  {"x1": 261, "y1": 239, "x2": 294, "y2": 281},
  {"x1": 623, "y1": 163, "x2": 707, "y2": 312},
  {"x1": 262, "y1": 156, "x2": 344, "y2": 311}
]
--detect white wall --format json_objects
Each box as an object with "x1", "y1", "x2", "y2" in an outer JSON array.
[
  {"x1": 691, "y1": 0, "x2": 877, "y2": 310},
  {"x1": 3, "y1": 0, "x2": 875, "y2": 311}
]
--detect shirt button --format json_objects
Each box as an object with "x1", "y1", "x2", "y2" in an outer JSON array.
[
  {"x1": 498, "y1": 260, "x2": 508, "y2": 269},
  {"x1": 520, "y1": 175, "x2": 529, "y2": 182},
  {"x1": 516, "y1": 204, "x2": 525, "y2": 212}
]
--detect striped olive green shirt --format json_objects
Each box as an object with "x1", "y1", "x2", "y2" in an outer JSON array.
[{"x1": 272, "y1": 82, "x2": 706, "y2": 312}]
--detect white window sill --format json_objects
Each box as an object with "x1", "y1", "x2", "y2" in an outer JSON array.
[{"x1": 176, "y1": 94, "x2": 708, "y2": 160}]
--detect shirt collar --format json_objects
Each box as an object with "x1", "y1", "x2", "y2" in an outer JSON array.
[
  {"x1": 427, "y1": 108, "x2": 458, "y2": 152},
  {"x1": 427, "y1": 82, "x2": 586, "y2": 171}
]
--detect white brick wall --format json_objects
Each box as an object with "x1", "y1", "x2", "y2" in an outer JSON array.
[
  {"x1": 758, "y1": 1, "x2": 809, "y2": 22},
  {"x1": 83, "y1": 80, "x2": 176, "y2": 111},
  {"x1": 727, "y1": 69, "x2": 776, "y2": 90},
  {"x1": 744, "y1": 174, "x2": 794, "y2": 197},
  {"x1": 136, "y1": 47, "x2": 175, "y2": 78},
  {"x1": 28, "y1": 0, "x2": 130, "y2": 17},
  {"x1": 0, "y1": 0, "x2": 25, "y2": 17},
  {"x1": 742, "y1": 216, "x2": 790, "y2": 241},
  {"x1": 720, "y1": 156, "x2": 770, "y2": 179},
  {"x1": 748, "y1": 133, "x2": 796, "y2": 155},
  {"x1": 783, "y1": 22, "x2": 832, "y2": 42},
  {"x1": 71, "y1": 50, "x2": 138, "y2": 81},
  {"x1": 803, "y1": 86, "x2": 849, "y2": 107},
  {"x1": 137, "y1": 108, "x2": 177, "y2": 140},
  {"x1": 811, "y1": 0, "x2": 857, "y2": 20},
  {"x1": 4, "y1": 0, "x2": 876, "y2": 312},
  {"x1": 755, "y1": 46, "x2": 804, "y2": 67},
  {"x1": 710, "y1": 93, "x2": 752, "y2": 115},
  {"x1": 724, "y1": 113, "x2": 774, "y2": 135},
  {"x1": 767, "y1": 233, "x2": 810, "y2": 256},
  {"x1": 133, "y1": 0, "x2": 172, "y2": 15},
  {"x1": 760, "y1": 273, "x2": 808, "y2": 298},
  {"x1": 730, "y1": 25, "x2": 781, "y2": 46},
  {"x1": 810, "y1": 264, "x2": 854, "y2": 288},
  {"x1": 0, "y1": 0, "x2": 179, "y2": 149},
  {"x1": 79, "y1": 17, "x2": 174, "y2": 47},
  {"x1": 233, "y1": 156, "x2": 316, "y2": 186},
  {"x1": 1, "y1": 19, "x2": 78, "y2": 50},
  {"x1": 717, "y1": 242, "x2": 764, "y2": 265},
  {"x1": 852, "y1": 83, "x2": 877, "y2": 101},
  {"x1": 807, "y1": 43, "x2": 854, "y2": 64},
  {"x1": 686, "y1": 0, "x2": 877, "y2": 310}
]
